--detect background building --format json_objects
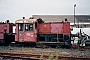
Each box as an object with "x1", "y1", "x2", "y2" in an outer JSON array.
[{"x1": 33, "y1": 15, "x2": 90, "y2": 28}]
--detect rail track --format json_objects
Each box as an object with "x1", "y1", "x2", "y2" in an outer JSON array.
[
  {"x1": 0, "y1": 44, "x2": 90, "y2": 60},
  {"x1": 0, "y1": 52, "x2": 90, "y2": 60}
]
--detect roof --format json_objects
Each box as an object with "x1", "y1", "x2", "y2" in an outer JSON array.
[
  {"x1": 15, "y1": 19, "x2": 37, "y2": 23},
  {"x1": 76, "y1": 15, "x2": 90, "y2": 22},
  {"x1": 33, "y1": 15, "x2": 90, "y2": 23}
]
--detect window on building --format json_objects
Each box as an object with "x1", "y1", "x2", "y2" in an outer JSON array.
[{"x1": 84, "y1": 25, "x2": 86, "y2": 28}]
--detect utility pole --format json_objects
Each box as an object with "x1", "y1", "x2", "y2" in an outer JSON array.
[{"x1": 74, "y1": 4, "x2": 76, "y2": 26}]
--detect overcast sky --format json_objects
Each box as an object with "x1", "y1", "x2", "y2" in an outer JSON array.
[{"x1": 0, "y1": 0, "x2": 90, "y2": 23}]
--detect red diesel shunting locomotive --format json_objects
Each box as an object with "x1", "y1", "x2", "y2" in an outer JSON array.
[{"x1": 15, "y1": 17, "x2": 71, "y2": 47}]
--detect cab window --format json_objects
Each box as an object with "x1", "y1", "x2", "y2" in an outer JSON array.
[
  {"x1": 25, "y1": 24, "x2": 34, "y2": 31},
  {"x1": 19, "y1": 23, "x2": 24, "y2": 31}
]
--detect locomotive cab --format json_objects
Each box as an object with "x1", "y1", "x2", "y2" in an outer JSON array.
[{"x1": 15, "y1": 18, "x2": 37, "y2": 43}]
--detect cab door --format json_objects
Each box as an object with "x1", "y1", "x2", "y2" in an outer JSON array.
[{"x1": 18, "y1": 23, "x2": 24, "y2": 42}]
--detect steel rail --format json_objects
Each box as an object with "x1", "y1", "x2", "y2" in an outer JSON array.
[{"x1": 0, "y1": 52, "x2": 90, "y2": 60}]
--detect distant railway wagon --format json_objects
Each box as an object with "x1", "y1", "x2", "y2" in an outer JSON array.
[
  {"x1": 0, "y1": 20, "x2": 14, "y2": 44},
  {"x1": 0, "y1": 17, "x2": 71, "y2": 47}
]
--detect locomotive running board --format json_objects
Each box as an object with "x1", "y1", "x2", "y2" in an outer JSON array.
[{"x1": 36, "y1": 42, "x2": 64, "y2": 45}]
